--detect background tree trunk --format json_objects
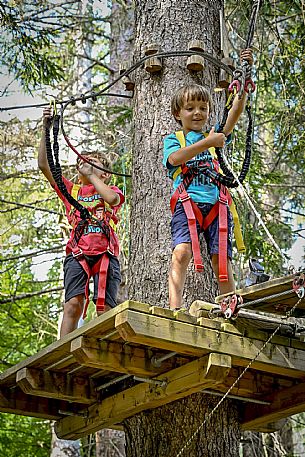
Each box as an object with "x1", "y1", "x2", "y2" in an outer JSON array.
[{"x1": 125, "y1": 0, "x2": 241, "y2": 455}]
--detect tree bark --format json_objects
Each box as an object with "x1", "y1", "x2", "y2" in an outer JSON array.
[
  {"x1": 124, "y1": 394, "x2": 240, "y2": 457},
  {"x1": 128, "y1": 0, "x2": 223, "y2": 308},
  {"x1": 125, "y1": 0, "x2": 241, "y2": 456}
]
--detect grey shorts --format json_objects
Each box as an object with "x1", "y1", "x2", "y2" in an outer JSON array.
[{"x1": 63, "y1": 253, "x2": 121, "y2": 308}]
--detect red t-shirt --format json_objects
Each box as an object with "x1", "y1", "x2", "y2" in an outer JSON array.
[{"x1": 53, "y1": 176, "x2": 125, "y2": 256}]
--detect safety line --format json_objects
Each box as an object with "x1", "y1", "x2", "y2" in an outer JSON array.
[
  {"x1": 176, "y1": 292, "x2": 303, "y2": 457},
  {"x1": 221, "y1": 151, "x2": 288, "y2": 261},
  {"x1": 1, "y1": 49, "x2": 234, "y2": 113}
]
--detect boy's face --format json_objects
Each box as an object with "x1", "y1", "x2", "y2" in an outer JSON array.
[{"x1": 175, "y1": 97, "x2": 209, "y2": 134}]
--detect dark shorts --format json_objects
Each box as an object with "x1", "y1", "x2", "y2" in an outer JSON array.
[
  {"x1": 63, "y1": 253, "x2": 121, "y2": 308},
  {"x1": 171, "y1": 201, "x2": 233, "y2": 258}
]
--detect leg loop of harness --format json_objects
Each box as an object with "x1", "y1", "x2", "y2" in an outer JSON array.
[
  {"x1": 179, "y1": 190, "x2": 204, "y2": 273},
  {"x1": 71, "y1": 248, "x2": 110, "y2": 319}
]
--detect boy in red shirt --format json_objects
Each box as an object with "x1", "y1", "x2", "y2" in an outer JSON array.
[{"x1": 38, "y1": 108, "x2": 124, "y2": 337}]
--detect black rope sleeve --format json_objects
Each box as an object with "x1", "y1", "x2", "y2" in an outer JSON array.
[{"x1": 45, "y1": 116, "x2": 90, "y2": 220}]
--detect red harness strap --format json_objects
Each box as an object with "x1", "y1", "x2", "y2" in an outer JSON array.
[
  {"x1": 170, "y1": 169, "x2": 230, "y2": 280},
  {"x1": 71, "y1": 248, "x2": 111, "y2": 319},
  {"x1": 70, "y1": 211, "x2": 118, "y2": 319}
]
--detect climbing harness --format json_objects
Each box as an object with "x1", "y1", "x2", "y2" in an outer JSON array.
[
  {"x1": 170, "y1": 130, "x2": 245, "y2": 281},
  {"x1": 45, "y1": 111, "x2": 120, "y2": 318}
]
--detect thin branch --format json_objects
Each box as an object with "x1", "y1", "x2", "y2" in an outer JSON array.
[{"x1": 0, "y1": 287, "x2": 63, "y2": 304}]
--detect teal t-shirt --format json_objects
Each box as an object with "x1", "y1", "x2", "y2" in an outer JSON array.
[{"x1": 163, "y1": 130, "x2": 227, "y2": 204}]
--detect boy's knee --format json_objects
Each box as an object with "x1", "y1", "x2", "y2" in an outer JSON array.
[
  {"x1": 64, "y1": 295, "x2": 84, "y2": 319},
  {"x1": 172, "y1": 243, "x2": 192, "y2": 265}
]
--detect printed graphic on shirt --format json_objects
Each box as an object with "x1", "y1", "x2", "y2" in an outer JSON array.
[{"x1": 77, "y1": 192, "x2": 108, "y2": 235}]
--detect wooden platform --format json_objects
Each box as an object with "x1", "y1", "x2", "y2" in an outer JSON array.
[
  {"x1": 1, "y1": 298, "x2": 305, "y2": 439},
  {"x1": 216, "y1": 273, "x2": 305, "y2": 315}
]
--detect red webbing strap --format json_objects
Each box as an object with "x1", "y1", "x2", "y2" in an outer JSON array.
[
  {"x1": 71, "y1": 249, "x2": 110, "y2": 319},
  {"x1": 180, "y1": 190, "x2": 204, "y2": 272},
  {"x1": 218, "y1": 188, "x2": 229, "y2": 282},
  {"x1": 203, "y1": 202, "x2": 219, "y2": 230},
  {"x1": 93, "y1": 253, "x2": 110, "y2": 314},
  {"x1": 170, "y1": 189, "x2": 180, "y2": 214}
]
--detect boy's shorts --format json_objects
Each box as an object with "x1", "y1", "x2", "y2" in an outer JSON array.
[
  {"x1": 63, "y1": 253, "x2": 121, "y2": 308},
  {"x1": 171, "y1": 201, "x2": 233, "y2": 258}
]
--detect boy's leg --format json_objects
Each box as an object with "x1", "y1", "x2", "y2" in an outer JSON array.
[
  {"x1": 211, "y1": 255, "x2": 235, "y2": 294},
  {"x1": 60, "y1": 294, "x2": 84, "y2": 337},
  {"x1": 169, "y1": 242, "x2": 192, "y2": 309},
  {"x1": 62, "y1": 254, "x2": 88, "y2": 337}
]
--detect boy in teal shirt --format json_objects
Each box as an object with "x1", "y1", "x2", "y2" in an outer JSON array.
[{"x1": 163, "y1": 49, "x2": 253, "y2": 311}]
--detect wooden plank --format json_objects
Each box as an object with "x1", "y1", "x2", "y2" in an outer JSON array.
[
  {"x1": 55, "y1": 353, "x2": 231, "y2": 439},
  {"x1": 0, "y1": 301, "x2": 148, "y2": 387},
  {"x1": 16, "y1": 368, "x2": 96, "y2": 404},
  {"x1": 242, "y1": 382, "x2": 305, "y2": 430},
  {"x1": 206, "y1": 367, "x2": 295, "y2": 400},
  {"x1": 70, "y1": 336, "x2": 183, "y2": 376},
  {"x1": 114, "y1": 309, "x2": 305, "y2": 378},
  {"x1": 215, "y1": 274, "x2": 305, "y2": 314}
]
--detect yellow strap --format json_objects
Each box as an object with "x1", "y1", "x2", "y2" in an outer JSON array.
[
  {"x1": 229, "y1": 200, "x2": 245, "y2": 253},
  {"x1": 71, "y1": 183, "x2": 81, "y2": 201},
  {"x1": 175, "y1": 130, "x2": 218, "y2": 159}
]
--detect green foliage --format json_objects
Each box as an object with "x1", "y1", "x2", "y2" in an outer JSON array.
[
  {"x1": 225, "y1": 0, "x2": 305, "y2": 273},
  {"x1": 0, "y1": 414, "x2": 51, "y2": 457}
]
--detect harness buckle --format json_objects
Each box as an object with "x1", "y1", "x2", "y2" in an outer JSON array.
[
  {"x1": 219, "y1": 195, "x2": 228, "y2": 205},
  {"x1": 179, "y1": 192, "x2": 191, "y2": 203},
  {"x1": 72, "y1": 248, "x2": 84, "y2": 259}
]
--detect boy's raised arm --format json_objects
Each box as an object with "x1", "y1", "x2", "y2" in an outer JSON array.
[
  {"x1": 222, "y1": 48, "x2": 254, "y2": 136},
  {"x1": 38, "y1": 107, "x2": 56, "y2": 186},
  {"x1": 78, "y1": 160, "x2": 121, "y2": 207}
]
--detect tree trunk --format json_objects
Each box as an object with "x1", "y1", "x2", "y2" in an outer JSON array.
[
  {"x1": 125, "y1": 0, "x2": 241, "y2": 456},
  {"x1": 124, "y1": 394, "x2": 240, "y2": 457}
]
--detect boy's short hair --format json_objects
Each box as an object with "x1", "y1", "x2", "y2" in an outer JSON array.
[{"x1": 171, "y1": 84, "x2": 213, "y2": 123}]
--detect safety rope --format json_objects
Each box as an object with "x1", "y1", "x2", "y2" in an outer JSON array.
[
  {"x1": 45, "y1": 115, "x2": 110, "y2": 239},
  {"x1": 216, "y1": 150, "x2": 289, "y2": 262},
  {"x1": 58, "y1": 49, "x2": 235, "y2": 178},
  {"x1": 176, "y1": 288, "x2": 303, "y2": 457}
]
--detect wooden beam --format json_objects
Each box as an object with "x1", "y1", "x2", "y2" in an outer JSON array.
[
  {"x1": 242, "y1": 381, "x2": 305, "y2": 430},
  {"x1": 16, "y1": 367, "x2": 96, "y2": 404},
  {"x1": 0, "y1": 388, "x2": 62, "y2": 420},
  {"x1": 70, "y1": 336, "x2": 181, "y2": 376},
  {"x1": 55, "y1": 353, "x2": 231, "y2": 439},
  {"x1": 0, "y1": 300, "x2": 150, "y2": 388},
  {"x1": 114, "y1": 309, "x2": 305, "y2": 378}
]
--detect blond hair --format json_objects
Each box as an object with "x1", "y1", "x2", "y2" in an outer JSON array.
[{"x1": 171, "y1": 84, "x2": 212, "y2": 124}]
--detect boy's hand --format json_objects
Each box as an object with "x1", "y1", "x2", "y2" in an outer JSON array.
[
  {"x1": 42, "y1": 107, "x2": 53, "y2": 128},
  {"x1": 77, "y1": 160, "x2": 94, "y2": 178},
  {"x1": 240, "y1": 48, "x2": 253, "y2": 67},
  {"x1": 78, "y1": 157, "x2": 106, "y2": 179},
  {"x1": 206, "y1": 127, "x2": 226, "y2": 148}
]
